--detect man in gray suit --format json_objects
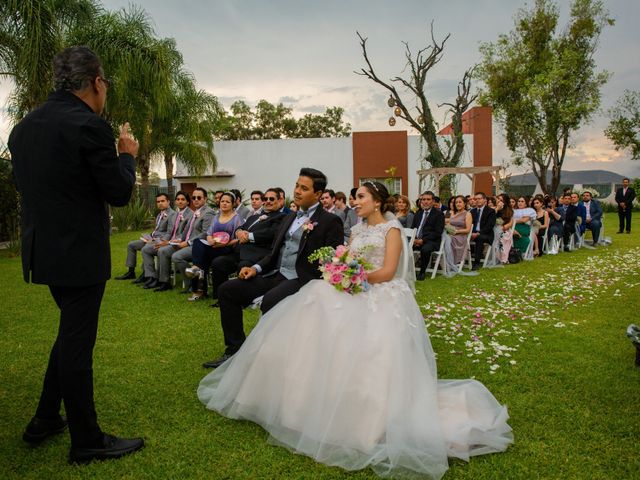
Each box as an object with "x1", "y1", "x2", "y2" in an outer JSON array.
[
  {"x1": 152, "y1": 191, "x2": 194, "y2": 292},
  {"x1": 115, "y1": 193, "x2": 175, "y2": 282},
  {"x1": 171, "y1": 187, "x2": 215, "y2": 292}
]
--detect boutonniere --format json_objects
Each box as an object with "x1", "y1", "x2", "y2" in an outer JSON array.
[
  {"x1": 302, "y1": 220, "x2": 318, "y2": 232},
  {"x1": 194, "y1": 210, "x2": 201, "y2": 218},
  {"x1": 258, "y1": 214, "x2": 268, "y2": 221}
]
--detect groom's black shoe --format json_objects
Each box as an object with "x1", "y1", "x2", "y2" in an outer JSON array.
[
  {"x1": 69, "y1": 433, "x2": 144, "y2": 464},
  {"x1": 23, "y1": 416, "x2": 67, "y2": 444},
  {"x1": 416, "y1": 271, "x2": 426, "y2": 281},
  {"x1": 203, "y1": 353, "x2": 234, "y2": 369}
]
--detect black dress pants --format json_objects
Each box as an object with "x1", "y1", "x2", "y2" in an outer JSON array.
[
  {"x1": 618, "y1": 207, "x2": 632, "y2": 232},
  {"x1": 36, "y1": 283, "x2": 105, "y2": 448},
  {"x1": 418, "y1": 240, "x2": 441, "y2": 273},
  {"x1": 218, "y1": 273, "x2": 303, "y2": 355},
  {"x1": 472, "y1": 233, "x2": 494, "y2": 264}
]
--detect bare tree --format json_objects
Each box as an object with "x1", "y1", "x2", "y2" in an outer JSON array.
[{"x1": 356, "y1": 25, "x2": 477, "y2": 196}]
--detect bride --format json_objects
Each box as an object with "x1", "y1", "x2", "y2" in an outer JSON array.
[{"x1": 198, "y1": 182, "x2": 513, "y2": 479}]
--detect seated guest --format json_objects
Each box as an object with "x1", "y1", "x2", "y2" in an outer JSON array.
[
  {"x1": 186, "y1": 191, "x2": 244, "y2": 301},
  {"x1": 581, "y1": 191, "x2": 603, "y2": 244},
  {"x1": 495, "y1": 194, "x2": 514, "y2": 264},
  {"x1": 470, "y1": 192, "x2": 496, "y2": 270},
  {"x1": 151, "y1": 191, "x2": 194, "y2": 292},
  {"x1": 546, "y1": 196, "x2": 563, "y2": 248},
  {"x1": 115, "y1": 193, "x2": 176, "y2": 282},
  {"x1": 466, "y1": 195, "x2": 476, "y2": 209},
  {"x1": 289, "y1": 201, "x2": 298, "y2": 213},
  {"x1": 532, "y1": 197, "x2": 549, "y2": 256},
  {"x1": 343, "y1": 187, "x2": 360, "y2": 242},
  {"x1": 487, "y1": 196, "x2": 497, "y2": 210},
  {"x1": 273, "y1": 187, "x2": 291, "y2": 214},
  {"x1": 571, "y1": 192, "x2": 587, "y2": 236},
  {"x1": 433, "y1": 196, "x2": 442, "y2": 211},
  {"x1": 231, "y1": 189, "x2": 251, "y2": 220},
  {"x1": 140, "y1": 191, "x2": 191, "y2": 291},
  {"x1": 208, "y1": 188, "x2": 287, "y2": 306},
  {"x1": 248, "y1": 190, "x2": 264, "y2": 216},
  {"x1": 334, "y1": 191, "x2": 349, "y2": 217},
  {"x1": 169, "y1": 187, "x2": 215, "y2": 292},
  {"x1": 509, "y1": 197, "x2": 517, "y2": 209},
  {"x1": 395, "y1": 194, "x2": 415, "y2": 228},
  {"x1": 449, "y1": 195, "x2": 473, "y2": 265},
  {"x1": 560, "y1": 193, "x2": 578, "y2": 251},
  {"x1": 211, "y1": 190, "x2": 224, "y2": 215},
  {"x1": 412, "y1": 191, "x2": 445, "y2": 280},
  {"x1": 512, "y1": 196, "x2": 535, "y2": 254},
  {"x1": 321, "y1": 189, "x2": 345, "y2": 221},
  {"x1": 444, "y1": 197, "x2": 455, "y2": 219}
]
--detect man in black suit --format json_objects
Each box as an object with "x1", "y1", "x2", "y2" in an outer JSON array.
[
  {"x1": 8, "y1": 47, "x2": 144, "y2": 463},
  {"x1": 412, "y1": 191, "x2": 445, "y2": 280},
  {"x1": 470, "y1": 192, "x2": 497, "y2": 270},
  {"x1": 561, "y1": 193, "x2": 578, "y2": 251},
  {"x1": 207, "y1": 188, "x2": 286, "y2": 303},
  {"x1": 203, "y1": 168, "x2": 344, "y2": 368},
  {"x1": 615, "y1": 178, "x2": 636, "y2": 234}
]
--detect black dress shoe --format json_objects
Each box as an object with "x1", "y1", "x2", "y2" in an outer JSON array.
[
  {"x1": 153, "y1": 282, "x2": 172, "y2": 292},
  {"x1": 69, "y1": 433, "x2": 144, "y2": 464},
  {"x1": 143, "y1": 278, "x2": 158, "y2": 289},
  {"x1": 132, "y1": 274, "x2": 147, "y2": 285},
  {"x1": 210, "y1": 301, "x2": 219, "y2": 308},
  {"x1": 23, "y1": 416, "x2": 67, "y2": 444},
  {"x1": 115, "y1": 270, "x2": 135, "y2": 280},
  {"x1": 616, "y1": 231, "x2": 623, "y2": 234},
  {"x1": 471, "y1": 263, "x2": 480, "y2": 271},
  {"x1": 202, "y1": 353, "x2": 234, "y2": 369},
  {"x1": 416, "y1": 272, "x2": 426, "y2": 281}
]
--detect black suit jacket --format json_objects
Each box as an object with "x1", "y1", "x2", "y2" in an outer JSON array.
[
  {"x1": 9, "y1": 91, "x2": 135, "y2": 286},
  {"x1": 236, "y1": 210, "x2": 286, "y2": 264},
  {"x1": 615, "y1": 187, "x2": 636, "y2": 207},
  {"x1": 411, "y1": 208, "x2": 445, "y2": 244},
  {"x1": 257, "y1": 207, "x2": 344, "y2": 285},
  {"x1": 471, "y1": 206, "x2": 497, "y2": 237}
]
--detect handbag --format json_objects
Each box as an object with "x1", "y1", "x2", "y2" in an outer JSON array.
[{"x1": 508, "y1": 247, "x2": 522, "y2": 264}]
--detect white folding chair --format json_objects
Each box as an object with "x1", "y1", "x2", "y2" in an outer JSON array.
[
  {"x1": 523, "y1": 225, "x2": 537, "y2": 260},
  {"x1": 424, "y1": 235, "x2": 448, "y2": 279},
  {"x1": 401, "y1": 228, "x2": 417, "y2": 291}
]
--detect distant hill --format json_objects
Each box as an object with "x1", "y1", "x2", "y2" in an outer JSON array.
[{"x1": 509, "y1": 169, "x2": 626, "y2": 186}]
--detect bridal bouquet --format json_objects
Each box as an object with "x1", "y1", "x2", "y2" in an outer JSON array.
[{"x1": 309, "y1": 245, "x2": 372, "y2": 294}]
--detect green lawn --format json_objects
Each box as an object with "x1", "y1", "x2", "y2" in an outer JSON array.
[{"x1": 1, "y1": 215, "x2": 639, "y2": 479}]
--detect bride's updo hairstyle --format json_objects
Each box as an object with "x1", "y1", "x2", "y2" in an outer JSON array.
[{"x1": 362, "y1": 181, "x2": 395, "y2": 214}]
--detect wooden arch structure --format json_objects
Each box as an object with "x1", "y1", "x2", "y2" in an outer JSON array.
[{"x1": 417, "y1": 166, "x2": 505, "y2": 196}]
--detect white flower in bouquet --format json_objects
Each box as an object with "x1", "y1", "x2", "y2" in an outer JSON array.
[{"x1": 445, "y1": 224, "x2": 456, "y2": 235}]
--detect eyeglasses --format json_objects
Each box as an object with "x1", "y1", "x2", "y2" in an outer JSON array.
[
  {"x1": 192, "y1": 196, "x2": 203, "y2": 200},
  {"x1": 263, "y1": 196, "x2": 277, "y2": 202}
]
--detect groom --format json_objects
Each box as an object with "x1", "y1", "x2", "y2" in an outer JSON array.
[{"x1": 203, "y1": 167, "x2": 344, "y2": 368}]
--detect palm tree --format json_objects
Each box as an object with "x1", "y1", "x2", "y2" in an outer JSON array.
[
  {"x1": 153, "y1": 71, "x2": 223, "y2": 198},
  {"x1": 70, "y1": 6, "x2": 179, "y2": 204},
  {"x1": 0, "y1": 0, "x2": 98, "y2": 121}
]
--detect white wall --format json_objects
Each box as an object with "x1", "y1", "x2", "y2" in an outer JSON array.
[
  {"x1": 175, "y1": 133, "x2": 477, "y2": 203},
  {"x1": 175, "y1": 137, "x2": 353, "y2": 199}
]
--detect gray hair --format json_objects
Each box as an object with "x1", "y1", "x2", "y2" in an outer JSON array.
[{"x1": 53, "y1": 46, "x2": 103, "y2": 92}]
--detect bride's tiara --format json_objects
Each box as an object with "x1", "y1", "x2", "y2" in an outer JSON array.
[{"x1": 364, "y1": 181, "x2": 380, "y2": 193}]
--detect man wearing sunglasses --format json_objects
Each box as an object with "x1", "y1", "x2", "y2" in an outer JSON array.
[
  {"x1": 9, "y1": 46, "x2": 143, "y2": 463},
  {"x1": 208, "y1": 188, "x2": 286, "y2": 305},
  {"x1": 170, "y1": 187, "x2": 215, "y2": 292}
]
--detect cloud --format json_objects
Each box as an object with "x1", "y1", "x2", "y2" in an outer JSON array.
[{"x1": 278, "y1": 96, "x2": 299, "y2": 104}]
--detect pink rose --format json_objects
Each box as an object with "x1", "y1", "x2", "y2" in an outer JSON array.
[
  {"x1": 335, "y1": 245, "x2": 348, "y2": 257},
  {"x1": 330, "y1": 273, "x2": 343, "y2": 285}
]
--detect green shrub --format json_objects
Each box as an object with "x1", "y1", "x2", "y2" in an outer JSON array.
[{"x1": 111, "y1": 198, "x2": 152, "y2": 232}]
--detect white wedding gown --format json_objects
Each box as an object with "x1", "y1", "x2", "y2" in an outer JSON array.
[{"x1": 198, "y1": 219, "x2": 513, "y2": 479}]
